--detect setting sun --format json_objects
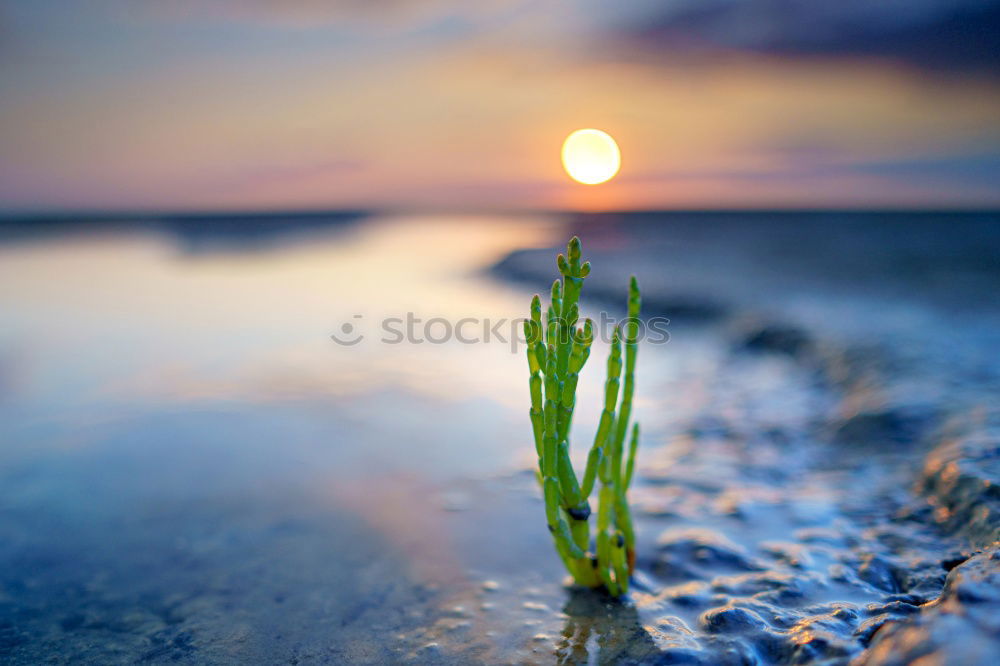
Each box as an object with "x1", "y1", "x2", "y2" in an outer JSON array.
[{"x1": 561, "y1": 129, "x2": 621, "y2": 185}]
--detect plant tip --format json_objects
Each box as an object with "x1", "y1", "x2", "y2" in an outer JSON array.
[{"x1": 568, "y1": 237, "x2": 582, "y2": 261}]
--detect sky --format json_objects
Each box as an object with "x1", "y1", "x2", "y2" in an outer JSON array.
[{"x1": 1, "y1": 0, "x2": 999, "y2": 212}]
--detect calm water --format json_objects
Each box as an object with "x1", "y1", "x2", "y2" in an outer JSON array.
[{"x1": 1, "y1": 212, "x2": 997, "y2": 664}]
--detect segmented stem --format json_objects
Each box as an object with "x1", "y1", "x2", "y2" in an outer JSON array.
[
  {"x1": 580, "y1": 328, "x2": 621, "y2": 499},
  {"x1": 612, "y1": 277, "x2": 641, "y2": 485},
  {"x1": 624, "y1": 423, "x2": 639, "y2": 489}
]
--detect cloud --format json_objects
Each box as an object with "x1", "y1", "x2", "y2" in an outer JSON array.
[
  {"x1": 212, "y1": 160, "x2": 366, "y2": 190},
  {"x1": 625, "y1": 151, "x2": 1000, "y2": 186},
  {"x1": 614, "y1": 0, "x2": 1000, "y2": 76},
  {"x1": 137, "y1": 0, "x2": 521, "y2": 31}
]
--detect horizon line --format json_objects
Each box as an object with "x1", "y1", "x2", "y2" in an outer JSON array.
[{"x1": 2, "y1": 205, "x2": 999, "y2": 223}]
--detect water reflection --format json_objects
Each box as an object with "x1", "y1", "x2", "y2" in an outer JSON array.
[
  {"x1": 557, "y1": 589, "x2": 663, "y2": 665},
  {"x1": 0, "y1": 214, "x2": 562, "y2": 476},
  {"x1": 0, "y1": 213, "x2": 578, "y2": 662}
]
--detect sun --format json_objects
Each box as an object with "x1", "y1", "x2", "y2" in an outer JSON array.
[{"x1": 561, "y1": 129, "x2": 621, "y2": 185}]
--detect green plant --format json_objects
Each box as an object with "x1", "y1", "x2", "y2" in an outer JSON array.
[{"x1": 524, "y1": 236, "x2": 641, "y2": 596}]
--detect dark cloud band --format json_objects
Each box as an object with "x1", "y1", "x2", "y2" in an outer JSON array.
[{"x1": 617, "y1": 0, "x2": 1000, "y2": 76}]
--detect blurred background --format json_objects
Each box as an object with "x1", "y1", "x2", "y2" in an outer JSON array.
[{"x1": 1, "y1": 2, "x2": 998, "y2": 665}]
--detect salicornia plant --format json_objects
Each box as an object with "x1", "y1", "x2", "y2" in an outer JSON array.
[{"x1": 524, "y1": 236, "x2": 641, "y2": 596}]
